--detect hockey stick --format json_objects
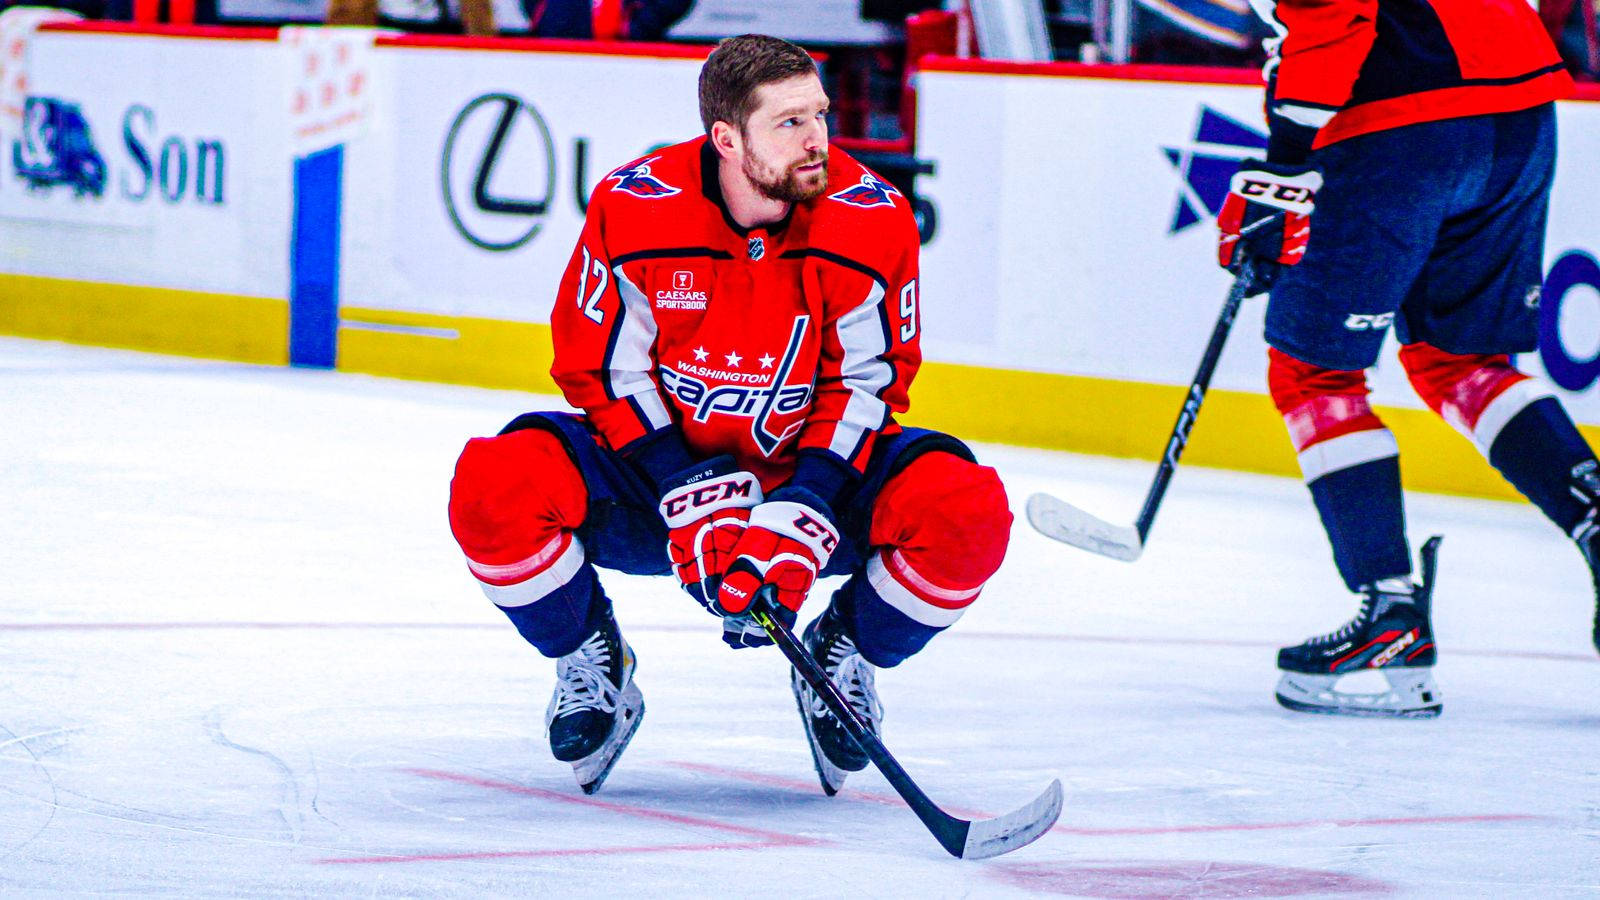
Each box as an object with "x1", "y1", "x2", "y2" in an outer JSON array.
[
  {"x1": 1026, "y1": 258, "x2": 1257, "y2": 561},
  {"x1": 750, "y1": 588, "x2": 1063, "y2": 860}
]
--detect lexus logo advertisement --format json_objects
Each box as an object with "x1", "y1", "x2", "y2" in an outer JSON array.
[{"x1": 441, "y1": 93, "x2": 556, "y2": 252}]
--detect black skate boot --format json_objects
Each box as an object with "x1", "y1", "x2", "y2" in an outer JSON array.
[
  {"x1": 544, "y1": 608, "x2": 643, "y2": 794},
  {"x1": 1573, "y1": 518, "x2": 1600, "y2": 656},
  {"x1": 1568, "y1": 463, "x2": 1600, "y2": 655},
  {"x1": 1275, "y1": 535, "x2": 1443, "y2": 718},
  {"x1": 791, "y1": 602, "x2": 882, "y2": 795}
]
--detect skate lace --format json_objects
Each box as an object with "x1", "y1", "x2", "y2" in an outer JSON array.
[
  {"x1": 1305, "y1": 596, "x2": 1375, "y2": 646},
  {"x1": 807, "y1": 634, "x2": 883, "y2": 727},
  {"x1": 1306, "y1": 582, "x2": 1412, "y2": 646},
  {"x1": 552, "y1": 632, "x2": 621, "y2": 719}
]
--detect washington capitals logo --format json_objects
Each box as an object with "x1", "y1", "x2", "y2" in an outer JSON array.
[
  {"x1": 657, "y1": 316, "x2": 812, "y2": 457},
  {"x1": 606, "y1": 156, "x2": 681, "y2": 199},
  {"x1": 1163, "y1": 106, "x2": 1267, "y2": 233},
  {"x1": 829, "y1": 173, "x2": 900, "y2": 209}
]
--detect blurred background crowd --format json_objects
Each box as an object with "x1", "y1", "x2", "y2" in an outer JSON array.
[{"x1": 2, "y1": 0, "x2": 1591, "y2": 155}]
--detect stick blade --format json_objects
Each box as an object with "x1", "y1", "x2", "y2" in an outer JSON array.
[
  {"x1": 960, "y1": 779, "x2": 1064, "y2": 860},
  {"x1": 1024, "y1": 493, "x2": 1143, "y2": 562}
]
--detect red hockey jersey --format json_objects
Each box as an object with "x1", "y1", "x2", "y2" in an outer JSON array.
[
  {"x1": 550, "y1": 137, "x2": 922, "y2": 495},
  {"x1": 1254, "y1": 0, "x2": 1573, "y2": 152}
]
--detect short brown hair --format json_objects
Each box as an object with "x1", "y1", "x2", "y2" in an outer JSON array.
[{"x1": 698, "y1": 34, "x2": 818, "y2": 135}]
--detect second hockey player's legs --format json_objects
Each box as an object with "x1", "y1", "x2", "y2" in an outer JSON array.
[
  {"x1": 1401, "y1": 344, "x2": 1600, "y2": 654},
  {"x1": 1388, "y1": 106, "x2": 1599, "y2": 655},
  {"x1": 1266, "y1": 351, "x2": 1443, "y2": 716}
]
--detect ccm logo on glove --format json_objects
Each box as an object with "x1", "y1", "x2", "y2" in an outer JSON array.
[
  {"x1": 1236, "y1": 177, "x2": 1317, "y2": 212},
  {"x1": 661, "y1": 475, "x2": 759, "y2": 523},
  {"x1": 790, "y1": 511, "x2": 839, "y2": 554}
]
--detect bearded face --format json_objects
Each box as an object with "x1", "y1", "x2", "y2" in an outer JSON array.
[
  {"x1": 742, "y1": 142, "x2": 829, "y2": 203},
  {"x1": 724, "y1": 73, "x2": 831, "y2": 205}
]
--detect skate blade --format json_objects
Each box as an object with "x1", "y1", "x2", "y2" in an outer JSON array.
[
  {"x1": 791, "y1": 671, "x2": 850, "y2": 796},
  {"x1": 1274, "y1": 668, "x2": 1442, "y2": 719},
  {"x1": 572, "y1": 682, "x2": 645, "y2": 795}
]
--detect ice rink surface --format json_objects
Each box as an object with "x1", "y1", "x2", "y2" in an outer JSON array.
[{"x1": 2, "y1": 336, "x2": 1597, "y2": 898}]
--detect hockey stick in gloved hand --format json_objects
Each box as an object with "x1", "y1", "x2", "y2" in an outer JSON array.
[
  {"x1": 750, "y1": 586, "x2": 1063, "y2": 860},
  {"x1": 1026, "y1": 257, "x2": 1257, "y2": 561}
]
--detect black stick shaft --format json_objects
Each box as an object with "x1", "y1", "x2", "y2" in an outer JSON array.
[
  {"x1": 1132, "y1": 262, "x2": 1254, "y2": 542},
  {"x1": 750, "y1": 594, "x2": 970, "y2": 857}
]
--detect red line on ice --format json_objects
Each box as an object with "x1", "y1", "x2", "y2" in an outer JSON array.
[
  {"x1": 316, "y1": 841, "x2": 782, "y2": 864},
  {"x1": 312, "y1": 767, "x2": 825, "y2": 864},
  {"x1": 407, "y1": 767, "x2": 823, "y2": 843}
]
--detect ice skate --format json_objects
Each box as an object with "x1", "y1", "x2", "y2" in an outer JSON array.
[
  {"x1": 544, "y1": 610, "x2": 643, "y2": 794},
  {"x1": 1570, "y1": 466, "x2": 1600, "y2": 656},
  {"x1": 1275, "y1": 535, "x2": 1443, "y2": 718},
  {"x1": 791, "y1": 603, "x2": 882, "y2": 795},
  {"x1": 1574, "y1": 521, "x2": 1600, "y2": 656}
]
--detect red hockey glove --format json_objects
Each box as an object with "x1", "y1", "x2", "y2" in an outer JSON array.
[
  {"x1": 717, "y1": 492, "x2": 840, "y2": 637},
  {"x1": 1216, "y1": 160, "x2": 1322, "y2": 295},
  {"x1": 658, "y1": 457, "x2": 763, "y2": 612}
]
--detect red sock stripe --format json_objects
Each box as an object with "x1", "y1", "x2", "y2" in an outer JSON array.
[
  {"x1": 1438, "y1": 366, "x2": 1528, "y2": 433},
  {"x1": 466, "y1": 532, "x2": 572, "y2": 586},
  {"x1": 883, "y1": 549, "x2": 982, "y2": 610},
  {"x1": 866, "y1": 550, "x2": 979, "y2": 629},
  {"x1": 1282, "y1": 394, "x2": 1385, "y2": 452}
]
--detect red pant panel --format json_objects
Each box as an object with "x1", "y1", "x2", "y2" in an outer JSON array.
[
  {"x1": 448, "y1": 429, "x2": 588, "y2": 567},
  {"x1": 868, "y1": 451, "x2": 1011, "y2": 593}
]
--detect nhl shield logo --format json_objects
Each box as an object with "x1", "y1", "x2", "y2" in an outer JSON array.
[{"x1": 747, "y1": 236, "x2": 765, "y2": 261}]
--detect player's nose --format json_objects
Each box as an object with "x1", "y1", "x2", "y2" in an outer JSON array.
[{"x1": 803, "y1": 117, "x2": 827, "y2": 151}]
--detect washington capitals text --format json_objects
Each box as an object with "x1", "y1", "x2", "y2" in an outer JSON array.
[{"x1": 657, "y1": 316, "x2": 813, "y2": 457}]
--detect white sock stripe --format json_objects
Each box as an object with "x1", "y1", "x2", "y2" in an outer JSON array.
[
  {"x1": 475, "y1": 535, "x2": 587, "y2": 609},
  {"x1": 886, "y1": 549, "x2": 983, "y2": 604},
  {"x1": 1297, "y1": 429, "x2": 1398, "y2": 483},
  {"x1": 865, "y1": 552, "x2": 970, "y2": 629},
  {"x1": 1473, "y1": 378, "x2": 1555, "y2": 455}
]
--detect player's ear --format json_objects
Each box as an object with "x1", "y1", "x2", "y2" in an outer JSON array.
[{"x1": 710, "y1": 120, "x2": 741, "y2": 159}]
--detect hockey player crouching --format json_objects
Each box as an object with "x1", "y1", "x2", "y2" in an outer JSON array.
[{"x1": 446, "y1": 34, "x2": 1012, "y2": 793}]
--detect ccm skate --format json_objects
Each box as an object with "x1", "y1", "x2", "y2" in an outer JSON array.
[{"x1": 1276, "y1": 536, "x2": 1443, "y2": 718}]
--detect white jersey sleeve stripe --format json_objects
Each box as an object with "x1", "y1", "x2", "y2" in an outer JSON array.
[
  {"x1": 829, "y1": 280, "x2": 892, "y2": 461},
  {"x1": 605, "y1": 265, "x2": 670, "y2": 428}
]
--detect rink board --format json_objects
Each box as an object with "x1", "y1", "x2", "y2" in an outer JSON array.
[{"x1": 1, "y1": 24, "x2": 1598, "y2": 500}]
